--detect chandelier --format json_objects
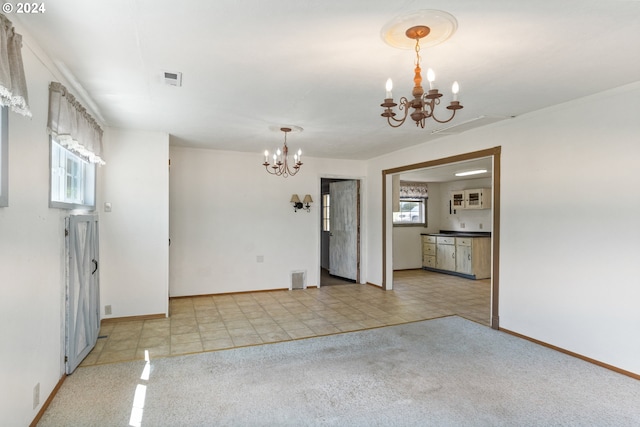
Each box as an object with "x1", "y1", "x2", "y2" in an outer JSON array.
[
  {"x1": 262, "y1": 127, "x2": 303, "y2": 177},
  {"x1": 381, "y1": 22, "x2": 463, "y2": 128}
]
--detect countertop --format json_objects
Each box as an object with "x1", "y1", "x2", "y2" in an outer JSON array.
[{"x1": 421, "y1": 231, "x2": 491, "y2": 238}]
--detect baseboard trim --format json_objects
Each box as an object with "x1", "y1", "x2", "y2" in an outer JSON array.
[
  {"x1": 500, "y1": 327, "x2": 640, "y2": 381},
  {"x1": 366, "y1": 282, "x2": 383, "y2": 289},
  {"x1": 101, "y1": 313, "x2": 166, "y2": 324},
  {"x1": 29, "y1": 374, "x2": 66, "y2": 427}
]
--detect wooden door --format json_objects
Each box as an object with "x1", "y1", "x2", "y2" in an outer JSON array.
[
  {"x1": 329, "y1": 180, "x2": 358, "y2": 281},
  {"x1": 65, "y1": 215, "x2": 100, "y2": 374},
  {"x1": 436, "y1": 243, "x2": 456, "y2": 271},
  {"x1": 456, "y1": 245, "x2": 472, "y2": 274}
]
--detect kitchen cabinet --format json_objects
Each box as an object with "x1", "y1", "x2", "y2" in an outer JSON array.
[
  {"x1": 435, "y1": 236, "x2": 456, "y2": 271},
  {"x1": 422, "y1": 234, "x2": 491, "y2": 280},
  {"x1": 455, "y1": 238, "x2": 472, "y2": 275},
  {"x1": 450, "y1": 188, "x2": 492, "y2": 210},
  {"x1": 451, "y1": 190, "x2": 465, "y2": 210},
  {"x1": 421, "y1": 235, "x2": 436, "y2": 269},
  {"x1": 464, "y1": 188, "x2": 491, "y2": 210}
]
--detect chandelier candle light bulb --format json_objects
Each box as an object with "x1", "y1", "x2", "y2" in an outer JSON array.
[
  {"x1": 385, "y1": 78, "x2": 393, "y2": 99},
  {"x1": 427, "y1": 68, "x2": 435, "y2": 89},
  {"x1": 452, "y1": 81, "x2": 459, "y2": 101}
]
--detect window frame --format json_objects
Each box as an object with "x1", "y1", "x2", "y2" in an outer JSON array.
[
  {"x1": 322, "y1": 193, "x2": 330, "y2": 232},
  {"x1": 49, "y1": 137, "x2": 96, "y2": 211},
  {"x1": 0, "y1": 106, "x2": 8, "y2": 207},
  {"x1": 393, "y1": 197, "x2": 427, "y2": 227}
]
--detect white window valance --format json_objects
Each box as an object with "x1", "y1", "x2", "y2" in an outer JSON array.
[
  {"x1": 0, "y1": 14, "x2": 31, "y2": 116},
  {"x1": 399, "y1": 181, "x2": 428, "y2": 199},
  {"x1": 48, "y1": 82, "x2": 104, "y2": 165}
]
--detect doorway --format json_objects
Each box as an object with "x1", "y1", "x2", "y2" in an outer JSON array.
[
  {"x1": 382, "y1": 147, "x2": 501, "y2": 329},
  {"x1": 320, "y1": 178, "x2": 361, "y2": 286}
]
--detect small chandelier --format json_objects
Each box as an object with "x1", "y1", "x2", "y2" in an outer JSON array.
[
  {"x1": 262, "y1": 127, "x2": 303, "y2": 178},
  {"x1": 381, "y1": 25, "x2": 463, "y2": 128}
]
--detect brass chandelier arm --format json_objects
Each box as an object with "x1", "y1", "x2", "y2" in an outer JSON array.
[{"x1": 262, "y1": 162, "x2": 302, "y2": 178}]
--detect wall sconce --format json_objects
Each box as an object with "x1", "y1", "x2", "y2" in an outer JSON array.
[{"x1": 291, "y1": 194, "x2": 313, "y2": 212}]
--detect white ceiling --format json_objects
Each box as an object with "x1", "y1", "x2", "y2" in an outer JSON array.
[
  {"x1": 14, "y1": 0, "x2": 640, "y2": 160},
  {"x1": 399, "y1": 157, "x2": 492, "y2": 183}
]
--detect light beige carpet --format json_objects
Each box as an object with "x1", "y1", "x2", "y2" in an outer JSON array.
[{"x1": 38, "y1": 316, "x2": 640, "y2": 426}]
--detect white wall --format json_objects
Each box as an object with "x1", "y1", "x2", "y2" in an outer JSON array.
[
  {"x1": 99, "y1": 128, "x2": 169, "y2": 318},
  {"x1": 439, "y1": 177, "x2": 492, "y2": 232},
  {"x1": 169, "y1": 146, "x2": 366, "y2": 296},
  {"x1": 0, "y1": 27, "x2": 74, "y2": 426},
  {"x1": 391, "y1": 182, "x2": 440, "y2": 270},
  {"x1": 367, "y1": 82, "x2": 640, "y2": 375}
]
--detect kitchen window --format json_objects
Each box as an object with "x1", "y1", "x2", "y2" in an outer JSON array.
[{"x1": 393, "y1": 198, "x2": 427, "y2": 226}]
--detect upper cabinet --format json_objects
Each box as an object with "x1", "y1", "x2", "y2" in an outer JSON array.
[
  {"x1": 451, "y1": 188, "x2": 492, "y2": 210},
  {"x1": 451, "y1": 190, "x2": 465, "y2": 210}
]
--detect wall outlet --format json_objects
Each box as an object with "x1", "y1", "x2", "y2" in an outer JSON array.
[
  {"x1": 460, "y1": 223, "x2": 465, "y2": 229},
  {"x1": 256, "y1": 255, "x2": 264, "y2": 263},
  {"x1": 479, "y1": 223, "x2": 483, "y2": 229},
  {"x1": 33, "y1": 383, "x2": 40, "y2": 409},
  {"x1": 105, "y1": 305, "x2": 112, "y2": 315}
]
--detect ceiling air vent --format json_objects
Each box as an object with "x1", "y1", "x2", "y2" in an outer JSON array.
[{"x1": 163, "y1": 71, "x2": 182, "y2": 87}]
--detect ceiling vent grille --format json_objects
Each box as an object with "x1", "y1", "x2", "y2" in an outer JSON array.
[
  {"x1": 163, "y1": 71, "x2": 182, "y2": 87},
  {"x1": 431, "y1": 115, "x2": 511, "y2": 135}
]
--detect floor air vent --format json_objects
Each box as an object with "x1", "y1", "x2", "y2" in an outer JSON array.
[{"x1": 290, "y1": 271, "x2": 306, "y2": 290}]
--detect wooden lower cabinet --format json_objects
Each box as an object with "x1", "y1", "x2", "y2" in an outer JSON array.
[
  {"x1": 422, "y1": 235, "x2": 436, "y2": 269},
  {"x1": 422, "y1": 235, "x2": 491, "y2": 280},
  {"x1": 435, "y1": 237, "x2": 456, "y2": 271}
]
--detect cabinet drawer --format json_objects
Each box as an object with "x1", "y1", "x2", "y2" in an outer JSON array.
[
  {"x1": 423, "y1": 255, "x2": 436, "y2": 268},
  {"x1": 456, "y1": 238, "x2": 471, "y2": 247},
  {"x1": 422, "y1": 235, "x2": 436, "y2": 244},
  {"x1": 436, "y1": 236, "x2": 455, "y2": 245},
  {"x1": 423, "y1": 243, "x2": 436, "y2": 255}
]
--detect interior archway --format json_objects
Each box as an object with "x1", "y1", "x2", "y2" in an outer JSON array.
[{"x1": 382, "y1": 147, "x2": 501, "y2": 329}]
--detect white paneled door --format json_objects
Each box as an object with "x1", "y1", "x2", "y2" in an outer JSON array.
[
  {"x1": 65, "y1": 215, "x2": 100, "y2": 374},
  {"x1": 329, "y1": 180, "x2": 359, "y2": 281}
]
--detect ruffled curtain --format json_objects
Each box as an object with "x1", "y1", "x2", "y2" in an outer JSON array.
[
  {"x1": 48, "y1": 82, "x2": 105, "y2": 164},
  {"x1": 0, "y1": 14, "x2": 31, "y2": 116},
  {"x1": 399, "y1": 181, "x2": 428, "y2": 199}
]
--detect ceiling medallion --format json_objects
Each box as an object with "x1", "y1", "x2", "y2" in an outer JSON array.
[
  {"x1": 380, "y1": 10, "x2": 463, "y2": 129},
  {"x1": 262, "y1": 126, "x2": 303, "y2": 178}
]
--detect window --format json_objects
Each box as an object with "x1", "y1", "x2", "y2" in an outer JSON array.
[
  {"x1": 322, "y1": 193, "x2": 330, "y2": 231},
  {"x1": 393, "y1": 198, "x2": 427, "y2": 226},
  {"x1": 50, "y1": 138, "x2": 96, "y2": 210},
  {"x1": 0, "y1": 106, "x2": 7, "y2": 207}
]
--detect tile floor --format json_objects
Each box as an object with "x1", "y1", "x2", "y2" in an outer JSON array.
[{"x1": 82, "y1": 269, "x2": 490, "y2": 367}]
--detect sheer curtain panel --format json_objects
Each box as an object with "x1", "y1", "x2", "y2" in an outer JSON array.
[
  {"x1": 0, "y1": 14, "x2": 31, "y2": 116},
  {"x1": 48, "y1": 82, "x2": 105, "y2": 164}
]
